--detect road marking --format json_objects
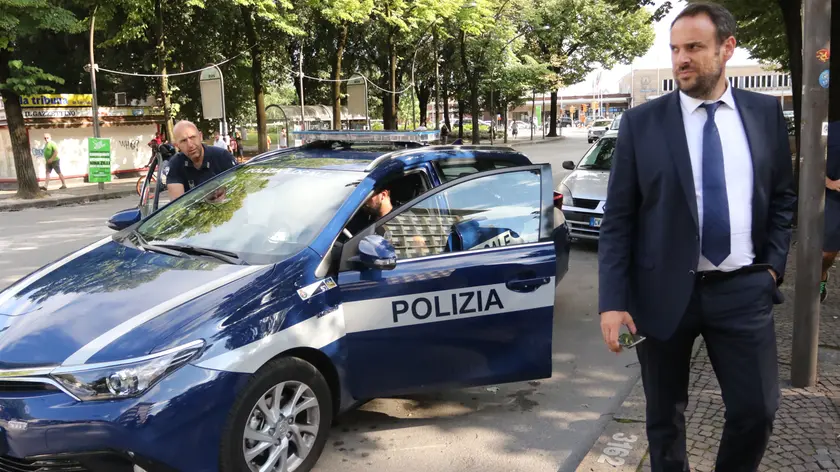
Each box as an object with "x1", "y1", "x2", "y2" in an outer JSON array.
[{"x1": 596, "y1": 432, "x2": 640, "y2": 467}]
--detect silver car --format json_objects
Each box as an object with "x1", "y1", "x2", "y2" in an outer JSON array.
[
  {"x1": 556, "y1": 129, "x2": 617, "y2": 240},
  {"x1": 587, "y1": 119, "x2": 613, "y2": 143}
]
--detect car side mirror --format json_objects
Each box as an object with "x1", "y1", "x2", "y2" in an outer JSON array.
[
  {"x1": 562, "y1": 161, "x2": 576, "y2": 170},
  {"x1": 108, "y1": 208, "x2": 141, "y2": 231},
  {"x1": 350, "y1": 234, "x2": 397, "y2": 270}
]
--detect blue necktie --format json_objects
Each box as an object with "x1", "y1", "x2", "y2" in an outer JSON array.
[{"x1": 701, "y1": 101, "x2": 731, "y2": 266}]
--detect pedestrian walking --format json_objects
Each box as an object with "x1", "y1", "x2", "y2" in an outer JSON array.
[
  {"x1": 821, "y1": 121, "x2": 840, "y2": 302},
  {"x1": 440, "y1": 123, "x2": 449, "y2": 144},
  {"x1": 213, "y1": 131, "x2": 229, "y2": 150},
  {"x1": 597, "y1": 3, "x2": 796, "y2": 472},
  {"x1": 41, "y1": 133, "x2": 66, "y2": 191}
]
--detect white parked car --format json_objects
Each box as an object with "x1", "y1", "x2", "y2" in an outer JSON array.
[
  {"x1": 556, "y1": 129, "x2": 618, "y2": 240},
  {"x1": 587, "y1": 119, "x2": 613, "y2": 143}
]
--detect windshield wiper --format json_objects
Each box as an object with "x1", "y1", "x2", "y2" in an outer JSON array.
[
  {"x1": 129, "y1": 230, "x2": 186, "y2": 258},
  {"x1": 150, "y1": 243, "x2": 246, "y2": 265}
]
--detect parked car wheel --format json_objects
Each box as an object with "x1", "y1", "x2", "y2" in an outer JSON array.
[{"x1": 220, "y1": 357, "x2": 333, "y2": 472}]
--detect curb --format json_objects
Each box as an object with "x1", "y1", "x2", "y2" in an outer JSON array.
[
  {"x1": 575, "y1": 339, "x2": 704, "y2": 471},
  {"x1": 0, "y1": 189, "x2": 137, "y2": 212}
]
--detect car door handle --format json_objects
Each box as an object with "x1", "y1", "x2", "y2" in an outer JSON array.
[{"x1": 506, "y1": 277, "x2": 551, "y2": 293}]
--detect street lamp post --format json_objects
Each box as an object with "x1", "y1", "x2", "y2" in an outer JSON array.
[{"x1": 88, "y1": 6, "x2": 104, "y2": 191}]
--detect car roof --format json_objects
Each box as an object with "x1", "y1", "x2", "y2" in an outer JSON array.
[
  {"x1": 247, "y1": 143, "x2": 532, "y2": 174},
  {"x1": 602, "y1": 130, "x2": 619, "y2": 137}
]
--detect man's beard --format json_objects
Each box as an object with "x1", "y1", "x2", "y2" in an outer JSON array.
[{"x1": 676, "y1": 63, "x2": 723, "y2": 99}]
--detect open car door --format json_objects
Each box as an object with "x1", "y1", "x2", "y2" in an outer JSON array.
[{"x1": 336, "y1": 164, "x2": 557, "y2": 399}]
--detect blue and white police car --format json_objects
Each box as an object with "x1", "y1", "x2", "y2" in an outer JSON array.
[{"x1": 0, "y1": 131, "x2": 570, "y2": 472}]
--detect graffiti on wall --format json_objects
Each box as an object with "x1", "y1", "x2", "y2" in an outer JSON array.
[{"x1": 118, "y1": 139, "x2": 141, "y2": 151}]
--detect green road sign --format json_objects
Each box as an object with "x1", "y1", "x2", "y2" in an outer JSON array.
[{"x1": 88, "y1": 137, "x2": 112, "y2": 183}]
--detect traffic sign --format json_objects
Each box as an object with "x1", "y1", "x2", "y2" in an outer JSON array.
[{"x1": 88, "y1": 137, "x2": 111, "y2": 183}]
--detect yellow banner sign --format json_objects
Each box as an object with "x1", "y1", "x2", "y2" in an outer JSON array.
[{"x1": 19, "y1": 94, "x2": 93, "y2": 108}]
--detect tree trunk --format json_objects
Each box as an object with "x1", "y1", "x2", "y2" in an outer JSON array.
[
  {"x1": 0, "y1": 51, "x2": 39, "y2": 198},
  {"x1": 417, "y1": 83, "x2": 431, "y2": 127},
  {"x1": 155, "y1": 0, "x2": 173, "y2": 142},
  {"x1": 469, "y1": 78, "x2": 480, "y2": 144},
  {"x1": 382, "y1": 92, "x2": 394, "y2": 129},
  {"x1": 457, "y1": 100, "x2": 465, "y2": 138},
  {"x1": 780, "y1": 0, "x2": 802, "y2": 198},
  {"x1": 442, "y1": 82, "x2": 451, "y2": 131},
  {"x1": 333, "y1": 24, "x2": 348, "y2": 130},
  {"x1": 458, "y1": 30, "x2": 480, "y2": 144},
  {"x1": 547, "y1": 90, "x2": 559, "y2": 137},
  {"x1": 242, "y1": 6, "x2": 268, "y2": 153}
]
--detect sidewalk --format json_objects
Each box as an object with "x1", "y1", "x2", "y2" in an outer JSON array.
[
  {"x1": 0, "y1": 180, "x2": 138, "y2": 212},
  {"x1": 578, "y1": 238, "x2": 840, "y2": 472}
]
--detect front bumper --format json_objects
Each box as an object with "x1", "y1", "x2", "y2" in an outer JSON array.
[
  {"x1": 562, "y1": 208, "x2": 603, "y2": 240},
  {"x1": 0, "y1": 365, "x2": 250, "y2": 472}
]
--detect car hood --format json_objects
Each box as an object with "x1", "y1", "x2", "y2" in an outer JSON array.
[
  {"x1": 561, "y1": 170, "x2": 610, "y2": 201},
  {"x1": 0, "y1": 238, "x2": 264, "y2": 369}
]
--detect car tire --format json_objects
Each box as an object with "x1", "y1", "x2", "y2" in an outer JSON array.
[{"x1": 220, "y1": 357, "x2": 333, "y2": 472}]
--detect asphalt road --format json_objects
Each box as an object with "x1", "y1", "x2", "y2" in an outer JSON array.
[{"x1": 0, "y1": 134, "x2": 638, "y2": 472}]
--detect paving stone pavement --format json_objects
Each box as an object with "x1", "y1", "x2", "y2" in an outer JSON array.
[{"x1": 639, "y1": 240, "x2": 840, "y2": 472}]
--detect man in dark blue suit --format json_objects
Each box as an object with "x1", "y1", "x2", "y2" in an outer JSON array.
[{"x1": 598, "y1": 3, "x2": 796, "y2": 471}]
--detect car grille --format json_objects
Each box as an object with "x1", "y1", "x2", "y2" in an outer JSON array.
[
  {"x1": 0, "y1": 381, "x2": 59, "y2": 393},
  {"x1": 571, "y1": 198, "x2": 600, "y2": 210},
  {"x1": 0, "y1": 456, "x2": 89, "y2": 472},
  {"x1": 563, "y1": 210, "x2": 602, "y2": 239}
]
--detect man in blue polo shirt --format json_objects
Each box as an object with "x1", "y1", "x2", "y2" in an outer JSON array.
[{"x1": 166, "y1": 120, "x2": 237, "y2": 200}]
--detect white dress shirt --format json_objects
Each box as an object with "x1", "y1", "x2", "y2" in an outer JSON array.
[{"x1": 679, "y1": 83, "x2": 754, "y2": 272}]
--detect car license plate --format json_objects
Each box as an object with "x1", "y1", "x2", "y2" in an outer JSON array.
[{"x1": 590, "y1": 217, "x2": 602, "y2": 228}]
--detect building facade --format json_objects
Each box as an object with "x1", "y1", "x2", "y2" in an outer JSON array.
[
  {"x1": 0, "y1": 94, "x2": 164, "y2": 188},
  {"x1": 620, "y1": 64, "x2": 793, "y2": 110}
]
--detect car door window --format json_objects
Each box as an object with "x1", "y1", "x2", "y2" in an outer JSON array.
[
  {"x1": 436, "y1": 158, "x2": 517, "y2": 183},
  {"x1": 377, "y1": 170, "x2": 542, "y2": 260}
]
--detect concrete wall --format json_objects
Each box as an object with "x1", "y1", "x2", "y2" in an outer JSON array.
[{"x1": 0, "y1": 124, "x2": 156, "y2": 182}]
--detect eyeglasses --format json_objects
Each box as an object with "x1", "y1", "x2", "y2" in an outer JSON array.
[{"x1": 618, "y1": 332, "x2": 646, "y2": 349}]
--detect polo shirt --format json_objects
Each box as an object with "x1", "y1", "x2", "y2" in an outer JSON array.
[{"x1": 165, "y1": 145, "x2": 237, "y2": 193}]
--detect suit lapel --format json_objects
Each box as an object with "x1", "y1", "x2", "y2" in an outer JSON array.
[{"x1": 663, "y1": 91, "x2": 699, "y2": 229}]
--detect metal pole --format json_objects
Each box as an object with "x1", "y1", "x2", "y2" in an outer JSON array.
[
  {"x1": 490, "y1": 88, "x2": 494, "y2": 145},
  {"x1": 530, "y1": 91, "x2": 535, "y2": 141},
  {"x1": 364, "y1": 75, "x2": 370, "y2": 130},
  {"x1": 215, "y1": 65, "x2": 227, "y2": 138},
  {"x1": 792, "y1": 0, "x2": 831, "y2": 388},
  {"x1": 435, "y1": 33, "x2": 441, "y2": 132},
  {"x1": 412, "y1": 50, "x2": 417, "y2": 130},
  {"x1": 89, "y1": 6, "x2": 104, "y2": 191},
  {"x1": 542, "y1": 91, "x2": 545, "y2": 139},
  {"x1": 299, "y1": 45, "x2": 305, "y2": 133}
]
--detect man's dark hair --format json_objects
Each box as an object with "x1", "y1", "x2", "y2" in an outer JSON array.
[{"x1": 671, "y1": 2, "x2": 737, "y2": 45}]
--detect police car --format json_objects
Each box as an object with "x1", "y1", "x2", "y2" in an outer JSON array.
[{"x1": 0, "y1": 131, "x2": 570, "y2": 472}]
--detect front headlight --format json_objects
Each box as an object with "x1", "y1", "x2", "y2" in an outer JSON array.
[
  {"x1": 559, "y1": 183, "x2": 574, "y2": 207},
  {"x1": 51, "y1": 340, "x2": 204, "y2": 401}
]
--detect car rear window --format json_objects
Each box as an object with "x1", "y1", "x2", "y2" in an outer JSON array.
[{"x1": 593, "y1": 120, "x2": 612, "y2": 127}]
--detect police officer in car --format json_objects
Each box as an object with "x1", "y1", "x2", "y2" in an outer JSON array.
[{"x1": 166, "y1": 120, "x2": 237, "y2": 200}]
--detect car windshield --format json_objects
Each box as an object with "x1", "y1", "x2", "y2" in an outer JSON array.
[
  {"x1": 610, "y1": 118, "x2": 621, "y2": 130},
  {"x1": 577, "y1": 137, "x2": 616, "y2": 170},
  {"x1": 134, "y1": 163, "x2": 359, "y2": 265},
  {"x1": 593, "y1": 120, "x2": 612, "y2": 127}
]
